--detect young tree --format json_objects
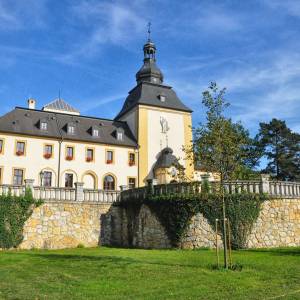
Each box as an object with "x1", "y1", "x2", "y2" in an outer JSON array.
[
  {"x1": 189, "y1": 82, "x2": 260, "y2": 268},
  {"x1": 257, "y1": 118, "x2": 300, "y2": 181},
  {"x1": 192, "y1": 82, "x2": 259, "y2": 181}
]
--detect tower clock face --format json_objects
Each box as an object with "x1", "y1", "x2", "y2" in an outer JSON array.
[{"x1": 171, "y1": 167, "x2": 177, "y2": 177}]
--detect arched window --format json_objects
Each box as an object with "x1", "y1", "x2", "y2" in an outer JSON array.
[{"x1": 103, "y1": 175, "x2": 115, "y2": 190}]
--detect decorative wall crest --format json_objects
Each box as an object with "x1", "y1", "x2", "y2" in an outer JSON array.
[{"x1": 160, "y1": 116, "x2": 170, "y2": 134}]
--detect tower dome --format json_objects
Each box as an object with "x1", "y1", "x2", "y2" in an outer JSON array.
[{"x1": 136, "y1": 38, "x2": 164, "y2": 85}]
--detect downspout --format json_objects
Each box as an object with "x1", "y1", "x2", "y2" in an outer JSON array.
[
  {"x1": 55, "y1": 114, "x2": 63, "y2": 188},
  {"x1": 57, "y1": 140, "x2": 62, "y2": 187}
]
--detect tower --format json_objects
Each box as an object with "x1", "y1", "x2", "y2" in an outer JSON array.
[{"x1": 115, "y1": 34, "x2": 194, "y2": 186}]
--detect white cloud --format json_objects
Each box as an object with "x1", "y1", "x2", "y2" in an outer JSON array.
[
  {"x1": 60, "y1": 0, "x2": 145, "y2": 61},
  {"x1": 166, "y1": 49, "x2": 300, "y2": 132},
  {"x1": 0, "y1": 0, "x2": 47, "y2": 30},
  {"x1": 196, "y1": 9, "x2": 241, "y2": 32},
  {"x1": 79, "y1": 93, "x2": 125, "y2": 113},
  {"x1": 264, "y1": 0, "x2": 300, "y2": 17}
]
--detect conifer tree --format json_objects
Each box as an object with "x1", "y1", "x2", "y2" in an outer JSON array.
[{"x1": 257, "y1": 119, "x2": 300, "y2": 181}]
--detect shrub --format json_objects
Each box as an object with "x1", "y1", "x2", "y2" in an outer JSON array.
[{"x1": 0, "y1": 189, "x2": 42, "y2": 249}]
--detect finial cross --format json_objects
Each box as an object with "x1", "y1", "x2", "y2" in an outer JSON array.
[{"x1": 147, "y1": 21, "x2": 151, "y2": 40}]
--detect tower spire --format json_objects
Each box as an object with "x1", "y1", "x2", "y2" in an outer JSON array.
[{"x1": 135, "y1": 22, "x2": 164, "y2": 84}]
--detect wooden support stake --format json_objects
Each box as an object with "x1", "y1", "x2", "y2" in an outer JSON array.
[
  {"x1": 215, "y1": 218, "x2": 219, "y2": 268},
  {"x1": 227, "y1": 219, "x2": 233, "y2": 268}
]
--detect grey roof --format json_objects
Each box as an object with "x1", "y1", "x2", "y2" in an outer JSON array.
[
  {"x1": 136, "y1": 59, "x2": 163, "y2": 84},
  {"x1": 43, "y1": 99, "x2": 80, "y2": 113},
  {"x1": 0, "y1": 107, "x2": 137, "y2": 147},
  {"x1": 154, "y1": 147, "x2": 179, "y2": 170},
  {"x1": 115, "y1": 81, "x2": 192, "y2": 119},
  {"x1": 136, "y1": 39, "x2": 163, "y2": 85}
]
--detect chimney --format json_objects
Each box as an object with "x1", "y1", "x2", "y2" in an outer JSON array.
[{"x1": 28, "y1": 98, "x2": 36, "y2": 110}]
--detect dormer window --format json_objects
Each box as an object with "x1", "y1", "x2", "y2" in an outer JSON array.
[
  {"x1": 67, "y1": 124, "x2": 75, "y2": 135},
  {"x1": 158, "y1": 94, "x2": 166, "y2": 102},
  {"x1": 38, "y1": 118, "x2": 48, "y2": 131},
  {"x1": 41, "y1": 121, "x2": 48, "y2": 131},
  {"x1": 93, "y1": 129, "x2": 99, "y2": 137},
  {"x1": 117, "y1": 132, "x2": 123, "y2": 141},
  {"x1": 89, "y1": 126, "x2": 100, "y2": 138},
  {"x1": 116, "y1": 128, "x2": 124, "y2": 141}
]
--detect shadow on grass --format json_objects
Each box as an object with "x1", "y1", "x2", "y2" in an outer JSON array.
[
  {"x1": 28, "y1": 253, "x2": 137, "y2": 264},
  {"x1": 22, "y1": 253, "x2": 212, "y2": 270}
]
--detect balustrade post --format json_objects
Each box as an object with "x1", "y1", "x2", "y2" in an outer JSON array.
[
  {"x1": 261, "y1": 174, "x2": 270, "y2": 194},
  {"x1": 147, "y1": 179, "x2": 157, "y2": 195},
  {"x1": 24, "y1": 179, "x2": 34, "y2": 195},
  {"x1": 74, "y1": 182, "x2": 84, "y2": 201},
  {"x1": 119, "y1": 185, "x2": 128, "y2": 201}
]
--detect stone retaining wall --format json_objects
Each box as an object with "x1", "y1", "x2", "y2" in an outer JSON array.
[
  {"x1": 18, "y1": 197, "x2": 300, "y2": 250},
  {"x1": 247, "y1": 199, "x2": 300, "y2": 248},
  {"x1": 20, "y1": 201, "x2": 112, "y2": 249},
  {"x1": 103, "y1": 198, "x2": 300, "y2": 249}
]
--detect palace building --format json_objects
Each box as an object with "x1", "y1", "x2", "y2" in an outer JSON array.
[{"x1": 0, "y1": 38, "x2": 195, "y2": 190}]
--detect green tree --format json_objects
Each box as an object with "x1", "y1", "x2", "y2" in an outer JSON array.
[
  {"x1": 189, "y1": 82, "x2": 260, "y2": 268},
  {"x1": 192, "y1": 82, "x2": 259, "y2": 181},
  {"x1": 257, "y1": 118, "x2": 300, "y2": 181}
]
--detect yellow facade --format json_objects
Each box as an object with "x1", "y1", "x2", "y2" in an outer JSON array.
[
  {"x1": 137, "y1": 107, "x2": 148, "y2": 186},
  {"x1": 183, "y1": 113, "x2": 194, "y2": 180}
]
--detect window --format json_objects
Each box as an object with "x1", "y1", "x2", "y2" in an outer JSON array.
[
  {"x1": 0, "y1": 139, "x2": 3, "y2": 154},
  {"x1": 103, "y1": 175, "x2": 115, "y2": 190},
  {"x1": 44, "y1": 144, "x2": 53, "y2": 159},
  {"x1": 16, "y1": 141, "x2": 25, "y2": 156},
  {"x1": 159, "y1": 94, "x2": 166, "y2": 102},
  {"x1": 42, "y1": 171, "x2": 52, "y2": 187},
  {"x1": 93, "y1": 129, "x2": 99, "y2": 137},
  {"x1": 117, "y1": 132, "x2": 123, "y2": 141},
  {"x1": 128, "y1": 177, "x2": 136, "y2": 189},
  {"x1": 41, "y1": 122, "x2": 48, "y2": 131},
  {"x1": 0, "y1": 167, "x2": 3, "y2": 184},
  {"x1": 106, "y1": 150, "x2": 114, "y2": 164},
  {"x1": 13, "y1": 169, "x2": 24, "y2": 185},
  {"x1": 86, "y1": 148, "x2": 94, "y2": 162},
  {"x1": 68, "y1": 125, "x2": 75, "y2": 135},
  {"x1": 65, "y1": 173, "x2": 73, "y2": 188},
  {"x1": 129, "y1": 152, "x2": 136, "y2": 166},
  {"x1": 66, "y1": 146, "x2": 74, "y2": 161}
]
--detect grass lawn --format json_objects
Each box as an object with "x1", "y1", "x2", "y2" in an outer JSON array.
[{"x1": 0, "y1": 247, "x2": 299, "y2": 300}]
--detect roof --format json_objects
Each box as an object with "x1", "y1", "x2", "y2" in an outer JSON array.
[
  {"x1": 154, "y1": 147, "x2": 179, "y2": 170},
  {"x1": 0, "y1": 107, "x2": 137, "y2": 147},
  {"x1": 115, "y1": 81, "x2": 192, "y2": 119},
  {"x1": 136, "y1": 59, "x2": 163, "y2": 84},
  {"x1": 43, "y1": 99, "x2": 80, "y2": 114}
]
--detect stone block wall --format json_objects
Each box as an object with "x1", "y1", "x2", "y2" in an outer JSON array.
[
  {"x1": 246, "y1": 199, "x2": 300, "y2": 248},
  {"x1": 17, "y1": 197, "x2": 300, "y2": 250},
  {"x1": 104, "y1": 198, "x2": 300, "y2": 249},
  {"x1": 102, "y1": 205, "x2": 221, "y2": 249},
  {"x1": 181, "y1": 213, "x2": 222, "y2": 249},
  {"x1": 101, "y1": 205, "x2": 171, "y2": 248},
  {"x1": 20, "y1": 201, "x2": 112, "y2": 249}
]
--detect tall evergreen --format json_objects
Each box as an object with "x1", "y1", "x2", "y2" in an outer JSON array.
[{"x1": 257, "y1": 118, "x2": 300, "y2": 181}]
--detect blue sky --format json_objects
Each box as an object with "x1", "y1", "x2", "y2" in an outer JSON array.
[{"x1": 0, "y1": 0, "x2": 300, "y2": 136}]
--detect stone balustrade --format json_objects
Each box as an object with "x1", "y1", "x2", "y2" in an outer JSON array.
[
  {"x1": 121, "y1": 175, "x2": 300, "y2": 201},
  {"x1": 0, "y1": 180, "x2": 120, "y2": 203},
  {"x1": 0, "y1": 184, "x2": 25, "y2": 196}
]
